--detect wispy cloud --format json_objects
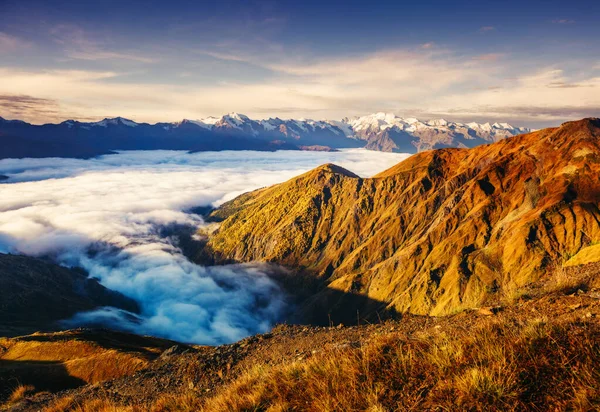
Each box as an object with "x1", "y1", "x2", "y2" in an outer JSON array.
[
  {"x1": 428, "y1": 69, "x2": 600, "y2": 125},
  {"x1": 67, "y1": 50, "x2": 156, "y2": 63},
  {"x1": 472, "y1": 53, "x2": 504, "y2": 62},
  {"x1": 50, "y1": 25, "x2": 157, "y2": 63},
  {"x1": 194, "y1": 50, "x2": 253, "y2": 63},
  {"x1": 551, "y1": 19, "x2": 575, "y2": 24},
  {"x1": 479, "y1": 26, "x2": 496, "y2": 33},
  {"x1": 0, "y1": 94, "x2": 60, "y2": 121},
  {"x1": 0, "y1": 32, "x2": 31, "y2": 52},
  {"x1": 546, "y1": 81, "x2": 589, "y2": 89}
]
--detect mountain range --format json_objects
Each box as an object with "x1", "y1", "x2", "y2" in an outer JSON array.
[
  {"x1": 199, "y1": 118, "x2": 600, "y2": 323},
  {"x1": 2, "y1": 118, "x2": 600, "y2": 411},
  {"x1": 0, "y1": 112, "x2": 530, "y2": 159}
]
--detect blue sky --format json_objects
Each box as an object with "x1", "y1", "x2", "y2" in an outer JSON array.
[{"x1": 0, "y1": 0, "x2": 599, "y2": 127}]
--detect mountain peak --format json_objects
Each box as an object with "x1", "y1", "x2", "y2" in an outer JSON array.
[
  {"x1": 545, "y1": 117, "x2": 600, "y2": 145},
  {"x1": 224, "y1": 112, "x2": 250, "y2": 121},
  {"x1": 560, "y1": 117, "x2": 600, "y2": 130},
  {"x1": 427, "y1": 118, "x2": 448, "y2": 126},
  {"x1": 311, "y1": 163, "x2": 360, "y2": 178},
  {"x1": 93, "y1": 117, "x2": 138, "y2": 127},
  {"x1": 0, "y1": 112, "x2": 535, "y2": 158}
]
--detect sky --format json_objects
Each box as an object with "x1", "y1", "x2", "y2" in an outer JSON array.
[{"x1": 0, "y1": 0, "x2": 599, "y2": 128}]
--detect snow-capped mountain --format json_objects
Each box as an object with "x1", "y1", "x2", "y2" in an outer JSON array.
[
  {"x1": 334, "y1": 112, "x2": 531, "y2": 152},
  {"x1": 166, "y1": 112, "x2": 530, "y2": 152},
  {"x1": 0, "y1": 112, "x2": 531, "y2": 159}
]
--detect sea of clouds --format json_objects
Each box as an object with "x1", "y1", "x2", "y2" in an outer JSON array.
[{"x1": 0, "y1": 149, "x2": 409, "y2": 344}]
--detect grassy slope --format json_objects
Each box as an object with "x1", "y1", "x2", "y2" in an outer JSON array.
[
  {"x1": 7, "y1": 263, "x2": 600, "y2": 412},
  {"x1": 0, "y1": 330, "x2": 179, "y2": 408},
  {"x1": 202, "y1": 119, "x2": 600, "y2": 321}
]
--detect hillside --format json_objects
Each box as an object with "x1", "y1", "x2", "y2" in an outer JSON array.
[
  {"x1": 201, "y1": 118, "x2": 600, "y2": 323},
  {"x1": 0, "y1": 253, "x2": 138, "y2": 337},
  {"x1": 0, "y1": 329, "x2": 180, "y2": 409},
  {"x1": 1, "y1": 118, "x2": 599, "y2": 412},
  {"x1": 4, "y1": 263, "x2": 600, "y2": 411}
]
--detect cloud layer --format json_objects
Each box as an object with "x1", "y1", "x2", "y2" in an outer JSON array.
[{"x1": 0, "y1": 149, "x2": 408, "y2": 344}]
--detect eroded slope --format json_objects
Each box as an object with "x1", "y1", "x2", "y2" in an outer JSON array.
[{"x1": 203, "y1": 118, "x2": 600, "y2": 319}]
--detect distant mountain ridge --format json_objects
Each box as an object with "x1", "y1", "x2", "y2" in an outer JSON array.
[
  {"x1": 0, "y1": 112, "x2": 531, "y2": 159},
  {"x1": 339, "y1": 112, "x2": 530, "y2": 152}
]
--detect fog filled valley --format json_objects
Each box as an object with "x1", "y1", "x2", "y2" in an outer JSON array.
[
  {"x1": 0, "y1": 149, "x2": 408, "y2": 344},
  {"x1": 3, "y1": 0, "x2": 600, "y2": 408},
  {"x1": 3, "y1": 120, "x2": 600, "y2": 411}
]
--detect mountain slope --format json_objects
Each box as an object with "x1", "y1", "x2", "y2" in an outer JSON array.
[
  {"x1": 9, "y1": 271, "x2": 600, "y2": 411},
  {"x1": 0, "y1": 253, "x2": 138, "y2": 336},
  {"x1": 0, "y1": 113, "x2": 529, "y2": 159},
  {"x1": 0, "y1": 329, "x2": 179, "y2": 407},
  {"x1": 202, "y1": 118, "x2": 600, "y2": 321}
]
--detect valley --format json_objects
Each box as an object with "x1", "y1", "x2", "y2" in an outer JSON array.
[
  {"x1": 2, "y1": 0, "x2": 599, "y2": 409},
  {"x1": 1, "y1": 119, "x2": 599, "y2": 411},
  {"x1": 3, "y1": 263, "x2": 600, "y2": 411}
]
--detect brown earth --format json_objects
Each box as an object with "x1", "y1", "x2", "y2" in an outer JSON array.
[{"x1": 199, "y1": 118, "x2": 600, "y2": 322}]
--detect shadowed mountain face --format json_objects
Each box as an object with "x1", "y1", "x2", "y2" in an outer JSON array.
[
  {"x1": 0, "y1": 253, "x2": 138, "y2": 336},
  {"x1": 202, "y1": 118, "x2": 600, "y2": 319},
  {"x1": 0, "y1": 113, "x2": 529, "y2": 159}
]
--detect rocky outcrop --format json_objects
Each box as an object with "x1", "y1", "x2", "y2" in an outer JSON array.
[{"x1": 202, "y1": 118, "x2": 600, "y2": 319}]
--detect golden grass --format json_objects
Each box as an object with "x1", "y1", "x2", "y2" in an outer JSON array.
[
  {"x1": 565, "y1": 243, "x2": 600, "y2": 267},
  {"x1": 197, "y1": 317, "x2": 600, "y2": 411},
  {"x1": 0, "y1": 333, "x2": 163, "y2": 410},
  {"x1": 3, "y1": 384, "x2": 36, "y2": 407},
  {"x1": 150, "y1": 392, "x2": 204, "y2": 412},
  {"x1": 63, "y1": 351, "x2": 148, "y2": 384},
  {"x1": 40, "y1": 314, "x2": 600, "y2": 411},
  {"x1": 43, "y1": 396, "x2": 141, "y2": 412},
  {"x1": 545, "y1": 265, "x2": 588, "y2": 294},
  {"x1": 0, "y1": 338, "x2": 151, "y2": 385}
]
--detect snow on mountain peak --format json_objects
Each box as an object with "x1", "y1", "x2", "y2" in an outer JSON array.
[
  {"x1": 225, "y1": 112, "x2": 249, "y2": 121},
  {"x1": 220, "y1": 112, "x2": 252, "y2": 129},
  {"x1": 47, "y1": 112, "x2": 529, "y2": 150},
  {"x1": 179, "y1": 119, "x2": 212, "y2": 129},
  {"x1": 201, "y1": 116, "x2": 220, "y2": 125},
  {"x1": 427, "y1": 119, "x2": 448, "y2": 127},
  {"x1": 92, "y1": 117, "x2": 138, "y2": 128}
]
